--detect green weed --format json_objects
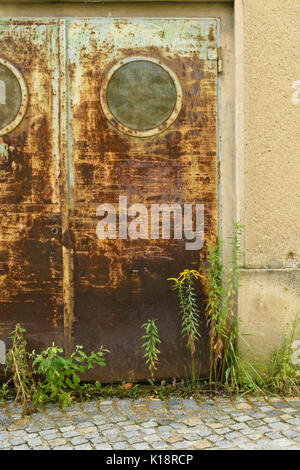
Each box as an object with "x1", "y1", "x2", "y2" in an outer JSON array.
[{"x1": 141, "y1": 319, "x2": 161, "y2": 384}]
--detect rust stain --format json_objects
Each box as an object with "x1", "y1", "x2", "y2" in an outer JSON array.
[{"x1": 0, "y1": 20, "x2": 64, "y2": 353}]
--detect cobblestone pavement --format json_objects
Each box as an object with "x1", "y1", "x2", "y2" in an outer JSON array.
[{"x1": 0, "y1": 396, "x2": 299, "y2": 450}]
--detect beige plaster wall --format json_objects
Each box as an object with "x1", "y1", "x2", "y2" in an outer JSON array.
[
  {"x1": 237, "y1": 0, "x2": 300, "y2": 366},
  {"x1": 238, "y1": 270, "x2": 300, "y2": 369},
  {"x1": 243, "y1": 0, "x2": 300, "y2": 270}
]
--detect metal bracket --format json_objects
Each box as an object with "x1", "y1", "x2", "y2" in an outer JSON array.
[{"x1": 217, "y1": 47, "x2": 223, "y2": 73}]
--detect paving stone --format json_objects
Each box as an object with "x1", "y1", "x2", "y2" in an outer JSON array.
[
  {"x1": 128, "y1": 435, "x2": 145, "y2": 444},
  {"x1": 9, "y1": 430, "x2": 27, "y2": 438},
  {"x1": 239, "y1": 426, "x2": 253, "y2": 435},
  {"x1": 182, "y1": 399, "x2": 198, "y2": 410},
  {"x1": 53, "y1": 445, "x2": 73, "y2": 450},
  {"x1": 39, "y1": 428, "x2": 58, "y2": 436},
  {"x1": 132, "y1": 442, "x2": 151, "y2": 450},
  {"x1": 248, "y1": 419, "x2": 265, "y2": 428},
  {"x1": 13, "y1": 444, "x2": 30, "y2": 450},
  {"x1": 270, "y1": 438, "x2": 294, "y2": 448},
  {"x1": 255, "y1": 425, "x2": 270, "y2": 434},
  {"x1": 0, "y1": 416, "x2": 13, "y2": 426},
  {"x1": 287, "y1": 418, "x2": 300, "y2": 426},
  {"x1": 143, "y1": 434, "x2": 162, "y2": 443},
  {"x1": 197, "y1": 429, "x2": 213, "y2": 438},
  {"x1": 269, "y1": 422, "x2": 290, "y2": 431},
  {"x1": 215, "y1": 427, "x2": 230, "y2": 435},
  {"x1": 0, "y1": 396, "x2": 299, "y2": 450},
  {"x1": 94, "y1": 444, "x2": 113, "y2": 450},
  {"x1": 182, "y1": 433, "x2": 202, "y2": 442},
  {"x1": 27, "y1": 437, "x2": 43, "y2": 447},
  {"x1": 216, "y1": 439, "x2": 235, "y2": 449},
  {"x1": 207, "y1": 434, "x2": 225, "y2": 443},
  {"x1": 236, "y1": 403, "x2": 253, "y2": 410},
  {"x1": 74, "y1": 443, "x2": 93, "y2": 450},
  {"x1": 80, "y1": 426, "x2": 97, "y2": 434},
  {"x1": 11, "y1": 435, "x2": 27, "y2": 445},
  {"x1": 265, "y1": 432, "x2": 283, "y2": 440},
  {"x1": 25, "y1": 423, "x2": 43, "y2": 433},
  {"x1": 70, "y1": 436, "x2": 88, "y2": 446},
  {"x1": 263, "y1": 417, "x2": 279, "y2": 424},
  {"x1": 209, "y1": 422, "x2": 224, "y2": 429},
  {"x1": 235, "y1": 415, "x2": 252, "y2": 423},
  {"x1": 280, "y1": 414, "x2": 293, "y2": 421},
  {"x1": 224, "y1": 431, "x2": 241, "y2": 440},
  {"x1": 107, "y1": 434, "x2": 123, "y2": 443},
  {"x1": 149, "y1": 401, "x2": 165, "y2": 410},
  {"x1": 193, "y1": 439, "x2": 212, "y2": 449},
  {"x1": 166, "y1": 399, "x2": 182, "y2": 410},
  {"x1": 0, "y1": 440, "x2": 9, "y2": 450},
  {"x1": 151, "y1": 440, "x2": 169, "y2": 449},
  {"x1": 282, "y1": 429, "x2": 299, "y2": 439},
  {"x1": 62, "y1": 430, "x2": 80, "y2": 438},
  {"x1": 229, "y1": 423, "x2": 247, "y2": 431},
  {"x1": 90, "y1": 436, "x2": 106, "y2": 444},
  {"x1": 112, "y1": 441, "x2": 130, "y2": 450},
  {"x1": 172, "y1": 440, "x2": 192, "y2": 449},
  {"x1": 143, "y1": 428, "x2": 156, "y2": 435},
  {"x1": 47, "y1": 438, "x2": 67, "y2": 447}
]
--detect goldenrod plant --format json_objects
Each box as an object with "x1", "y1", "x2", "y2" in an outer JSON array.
[{"x1": 168, "y1": 269, "x2": 204, "y2": 385}]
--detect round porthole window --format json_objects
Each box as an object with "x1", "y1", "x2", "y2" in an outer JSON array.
[
  {"x1": 0, "y1": 58, "x2": 28, "y2": 136},
  {"x1": 100, "y1": 57, "x2": 182, "y2": 137}
]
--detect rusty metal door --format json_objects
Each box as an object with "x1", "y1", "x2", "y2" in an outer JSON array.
[
  {"x1": 0, "y1": 18, "x2": 218, "y2": 380},
  {"x1": 66, "y1": 18, "x2": 219, "y2": 381},
  {"x1": 0, "y1": 20, "x2": 64, "y2": 353}
]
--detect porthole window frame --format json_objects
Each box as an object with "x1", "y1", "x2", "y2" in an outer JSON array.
[
  {"x1": 100, "y1": 56, "x2": 183, "y2": 138},
  {"x1": 0, "y1": 57, "x2": 28, "y2": 136}
]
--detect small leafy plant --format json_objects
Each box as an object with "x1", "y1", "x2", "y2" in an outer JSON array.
[
  {"x1": 30, "y1": 344, "x2": 109, "y2": 410},
  {"x1": 0, "y1": 325, "x2": 110, "y2": 411},
  {"x1": 168, "y1": 269, "x2": 204, "y2": 384},
  {"x1": 0, "y1": 383, "x2": 13, "y2": 402},
  {"x1": 141, "y1": 319, "x2": 161, "y2": 384}
]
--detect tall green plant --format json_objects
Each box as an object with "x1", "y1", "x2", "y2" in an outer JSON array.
[
  {"x1": 206, "y1": 222, "x2": 249, "y2": 393},
  {"x1": 168, "y1": 269, "x2": 204, "y2": 384},
  {"x1": 206, "y1": 242, "x2": 226, "y2": 387},
  {"x1": 141, "y1": 319, "x2": 161, "y2": 383}
]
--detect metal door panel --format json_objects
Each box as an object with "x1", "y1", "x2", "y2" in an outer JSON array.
[
  {"x1": 0, "y1": 20, "x2": 64, "y2": 352},
  {"x1": 66, "y1": 18, "x2": 219, "y2": 381}
]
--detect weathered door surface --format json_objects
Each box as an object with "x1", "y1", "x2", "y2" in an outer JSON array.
[
  {"x1": 0, "y1": 20, "x2": 64, "y2": 355},
  {"x1": 0, "y1": 17, "x2": 218, "y2": 381},
  {"x1": 66, "y1": 18, "x2": 219, "y2": 381}
]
